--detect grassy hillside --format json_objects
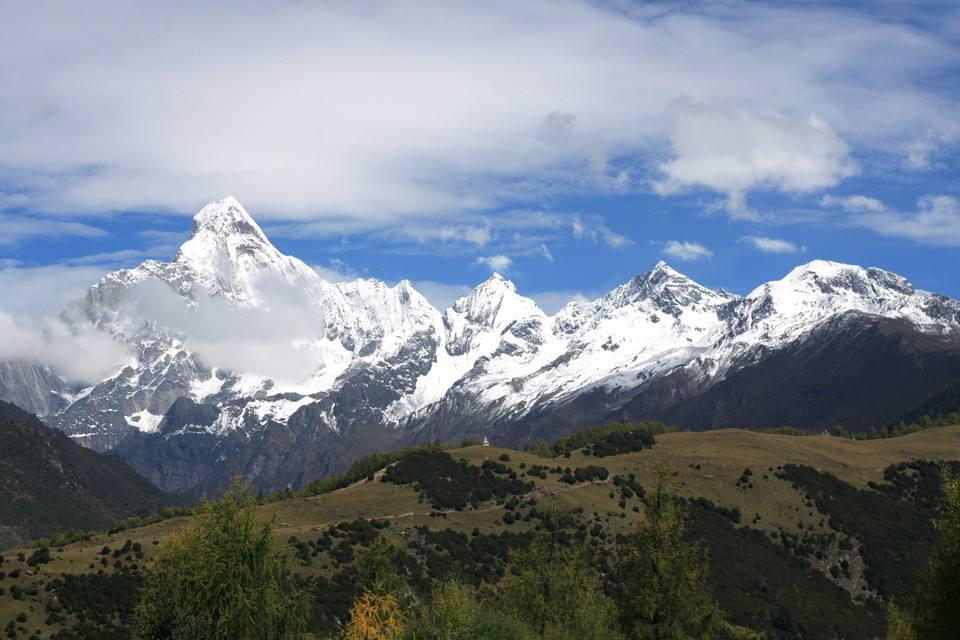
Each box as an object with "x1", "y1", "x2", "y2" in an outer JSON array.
[{"x1": 1, "y1": 425, "x2": 958, "y2": 639}]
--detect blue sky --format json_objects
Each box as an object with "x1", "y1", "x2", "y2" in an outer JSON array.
[{"x1": 0, "y1": 0, "x2": 958, "y2": 316}]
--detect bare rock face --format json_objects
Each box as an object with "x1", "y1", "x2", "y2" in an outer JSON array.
[
  {"x1": 3, "y1": 197, "x2": 959, "y2": 496},
  {"x1": 0, "y1": 360, "x2": 74, "y2": 416}
]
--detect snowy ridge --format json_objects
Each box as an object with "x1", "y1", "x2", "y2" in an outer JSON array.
[{"x1": 15, "y1": 197, "x2": 959, "y2": 451}]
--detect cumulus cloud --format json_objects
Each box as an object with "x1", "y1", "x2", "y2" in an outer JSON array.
[
  {"x1": 476, "y1": 255, "x2": 513, "y2": 273},
  {"x1": 656, "y1": 103, "x2": 858, "y2": 219},
  {"x1": 824, "y1": 194, "x2": 960, "y2": 247},
  {"x1": 740, "y1": 236, "x2": 805, "y2": 254},
  {"x1": 663, "y1": 240, "x2": 712, "y2": 262},
  {"x1": 0, "y1": 312, "x2": 131, "y2": 384},
  {"x1": 0, "y1": 1, "x2": 955, "y2": 224}
]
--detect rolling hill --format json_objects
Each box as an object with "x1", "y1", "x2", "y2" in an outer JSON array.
[{"x1": 2, "y1": 424, "x2": 958, "y2": 639}]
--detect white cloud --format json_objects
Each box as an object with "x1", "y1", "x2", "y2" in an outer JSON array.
[
  {"x1": 538, "y1": 244, "x2": 554, "y2": 262},
  {"x1": 0, "y1": 311, "x2": 131, "y2": 384},
  {"x1": 117, "y1": 276, "x2": 346, "y2": 385},
  {"x1": 0, "y1": 263, "x2": 111, "y2": 317},
  {"x1": 571, "y1": 216, "x2": 631, "y2": 248},
  {"x1": 392, "y1": 224, "x2": 492, "y2": 247},
  {"x1": 905, "y1": 139, "x2": 936, "y2": 169},
  {"x1": 820, "y1": 194, "x2": 885, "y2": 213},
  {"x1": 0, "y1": 2, "x2": 955, "y2": 223},
  {"x1": 476, "y1": 255, "x2": 512, "y2": 273},
  {"x1": 0, "y1": 214, "x2": 106, "y2": 244},
  {"x1": 656, "y1": 103, "x2": 858, "y2": 219},
  {"x1": 741, "y1": 236, "x2": 805, "y2": 254},
  {"x1": 831, "y1": 195, "x2": 960, "y2": 247},
  {"x1": 663, "y1": 240, "x2": 712, "y2": 262}
]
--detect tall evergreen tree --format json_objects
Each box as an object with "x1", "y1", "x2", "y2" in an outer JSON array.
[
  {"x1": 615, "y1": 464, "x2": 724, "y2": 640},
  {"x1": 133, "y1": 482, "x2": 308, "y2": 640},
  {"x1": 889, "y1": 470, "x2": 960, "y2": 639},
  {"x1": 500, "y1": 535, "x2": 619, "y2": 639}
]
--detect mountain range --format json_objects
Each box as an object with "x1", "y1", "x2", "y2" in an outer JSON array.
[{"x1": 2, "y1": 197, "x2": 959, "y2": 496}]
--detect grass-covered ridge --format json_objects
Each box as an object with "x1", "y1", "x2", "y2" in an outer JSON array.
[{"x1": 2, "y1": 425, "x2": 960, "y2": 638}]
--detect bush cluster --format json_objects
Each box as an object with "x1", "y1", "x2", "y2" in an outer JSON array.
[{"x1": 383, "y1": 449, "x2": 533, "y2": 509}]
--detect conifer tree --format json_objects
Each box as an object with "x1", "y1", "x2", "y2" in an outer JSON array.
[
  {"x1": 615, "y1": 464, "x2": 724, "y2": 640},
  {"x1": 133, "y1": 481, "x2": 308, "y2": 639},
  {"x1": 500, "y1": 535, "x2": 619, "y2": 639},
  {"x1": 889, "y1": 470, "x2": 960, "y2": 639}
]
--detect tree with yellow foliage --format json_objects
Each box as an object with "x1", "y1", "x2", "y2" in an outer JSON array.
[{"x1": 345, "y1": 590, "x2": 405, "y2": 640}]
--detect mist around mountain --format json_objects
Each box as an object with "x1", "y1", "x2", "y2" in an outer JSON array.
[{"x1": 1, "y1": 197, "x2": 958, "y2": 495}]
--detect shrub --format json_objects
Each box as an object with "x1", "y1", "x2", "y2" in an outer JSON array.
[
  {"x1": 383, "y1": 450, "x2": 532, "y2": 510},
  {"x1": 132, "y1": 482, "x2": 309, "y2": 639}
]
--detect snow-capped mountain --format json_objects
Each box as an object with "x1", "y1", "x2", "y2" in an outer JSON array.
[{"x1": 4, "y1": 197, "x2": 959, "y2": 495}]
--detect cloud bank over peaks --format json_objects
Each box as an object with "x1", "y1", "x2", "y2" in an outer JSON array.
[
  {"x1": 655, "y1": 103, "x2": 858, "y2": 220},
  {"x1": 0, "y1": 1, "x2": 955, "y2": 223},
  {"x1": 0, "y1": 312, "x2": 131, "y2": 385}
]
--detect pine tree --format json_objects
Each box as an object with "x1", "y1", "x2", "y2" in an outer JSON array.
[
  {"x1": 133, "y1": 481, "x2": 308, "y2": 640},
  {"x1": 615, "y1": 464, "x2": 724, "y2": 640},
  {"x1": 500, "y1": 535, "x2": 619, "y2": 639},
  {"x1": 889, "y1": 470, "x2": 960, "y2": 639}
]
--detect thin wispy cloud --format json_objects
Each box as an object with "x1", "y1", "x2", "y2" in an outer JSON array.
[
  {"x1": 572, "y1": 216, "x2": 632, "y2": 248},
  {"x1": 741, "y1": 236, "x2": 805, "y2": 254},
  {"x1": 824, "y1": 194, "x2": 960, "y2": 247},
  {"x1": 0, "y1": 214, "x2": 106, "y2": 245}
]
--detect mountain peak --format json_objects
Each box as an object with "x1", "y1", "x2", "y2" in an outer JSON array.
[
  {"x1": 190, "y1": 196, "x2": 268, "y2": 243},
  {"x1": 603, "y1": 261, "x2": 725, "y2": 312},
  {"x1": 479, "y1": 272, "x2": 517, "y2": 293},
  {"x1": 450, "y1": 273, "x2": 539, "y2": 325},
  {"x1": 755, "y1": 259, "x2": 918, "y2": 302},
  {"x1": 171, "y1": 198, "x2": 318, "y2": 306},
  {"x1": 784, "y1": 259, "x2": 855, "y2": 281},
  {"x1": 651, "y1": 259, "x2": 677, "y2": 274}
]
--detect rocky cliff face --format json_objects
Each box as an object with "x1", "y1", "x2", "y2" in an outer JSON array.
[{"x1": 3, "y1": 197, "x2": 959, "y2": 495}]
